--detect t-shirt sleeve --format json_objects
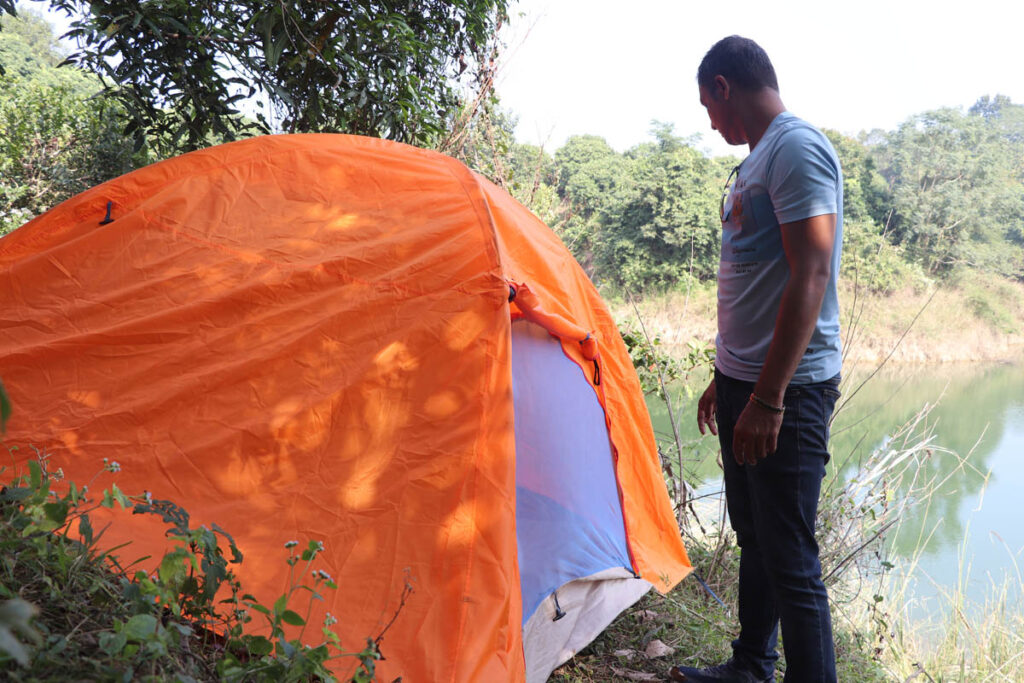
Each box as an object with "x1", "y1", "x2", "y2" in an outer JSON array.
[{"x1": 767, "y1": 128, "x2": 839, "y2": 225}]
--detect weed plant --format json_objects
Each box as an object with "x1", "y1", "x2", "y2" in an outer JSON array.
[{"x1": 0, "y1": 449, "x2": 387, "y2": 681}]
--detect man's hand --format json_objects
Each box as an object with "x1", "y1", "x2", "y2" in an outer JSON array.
[
  {"x1": 731, "y1": 400, "x2": 783, "y2": 465},
  {"x1": 697, "y1": 379, "x2": 718, "y2": 436}
]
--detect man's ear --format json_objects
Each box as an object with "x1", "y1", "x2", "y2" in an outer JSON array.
[{"x1": 714, "y1": 74, "x2": 731, "y2": 101}]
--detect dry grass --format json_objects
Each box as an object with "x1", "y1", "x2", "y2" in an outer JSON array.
[
  {"x1": 606, "y1": 286, "x2": 717, "y2": 354},
  {"x1": 607, "y1": 275, "x2": 1024, "y2": 367}
]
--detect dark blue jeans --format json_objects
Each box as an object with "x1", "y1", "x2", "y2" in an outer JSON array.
[{"x1": 716, "y1": 369, "x2": 840, "y2": 683}]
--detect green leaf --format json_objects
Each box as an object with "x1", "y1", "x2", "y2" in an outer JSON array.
[
  {"x1": 0, "y1": 599, "x2": 40, "y2": 666},
  {"x1": 43, "y1": 501, "x2": 68, "y2": 525},
  {"x1": 0, "y1": 378, "x2": 11, "y2": 433},
  {"x1": 79, "y1": 514, "x2": 94, "y2": 547},
  {"x1": 0, "y1": 627, "x2": 31, "y2": 666},
  {"x1": 1, "y1": 486, "x2": 32, "y2": 502},
  {"x1": 280, "y1": 610, "x2": 305, "y2": 626},
  {"x1": 98, "y1": 630, "x2": 127, "y2": 657},
  {"x1": 272, "y1": 594, "x2": 287, "y2": 616},
  {"x1": 0, "y1": 599, "x2": 38, "y2": 629},
  {"x1": 158, "y1": 552, "x2": 187, "y2": 588},
  {"x1": 245, "y1": 635, "x2": 273, "y2": 656},
  {"x1": 277, "y1": 638, "x2": 296, "y2": 658},
  {"x1": 122, "y1": 614, "x2": 158, "y2": 641},
  {"x1": 28, "y1": 460, "x2": 41, "y2": 490}
]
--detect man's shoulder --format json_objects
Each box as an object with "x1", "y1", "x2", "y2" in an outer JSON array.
[
  {"x1": 771, "y1": 114, "x2": 834, "y2": 153},
  {"x1": 764, "y1": 114, "x2": 840, "y2": 177}
]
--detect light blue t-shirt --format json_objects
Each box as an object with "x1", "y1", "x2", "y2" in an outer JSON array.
[{"x1": 716, "y1": 111, "x2": 843, "y2": 384}]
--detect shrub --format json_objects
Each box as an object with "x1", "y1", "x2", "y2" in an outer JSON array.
[
  {"x1": 0, "y1": 80, "x2": 142, "y2": 236},
  {"x1": 841, "y1": 219, "x2": 928, "y2": 294}
]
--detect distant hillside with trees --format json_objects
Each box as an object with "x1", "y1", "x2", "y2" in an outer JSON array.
[{"x1": 455, "y1": 100, "x2": 1024, "y2": 297}]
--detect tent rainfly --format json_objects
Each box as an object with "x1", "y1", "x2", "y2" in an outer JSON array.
[{"x1": 0, "y1": 134, "x2": 692, "y2": 682}]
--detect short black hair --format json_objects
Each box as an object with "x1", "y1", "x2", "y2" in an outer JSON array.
[{"x1": 697, "y1": 36, "x2": 779, "y2": 93}]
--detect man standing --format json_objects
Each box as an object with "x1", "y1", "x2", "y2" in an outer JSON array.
[{"x1": 670, "y1": 36, "x2": 843, "y2": 683}]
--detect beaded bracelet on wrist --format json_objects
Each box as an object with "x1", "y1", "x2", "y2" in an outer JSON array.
[{"x1": 749, "y1": 392, "x2": 785, "y2": 414}]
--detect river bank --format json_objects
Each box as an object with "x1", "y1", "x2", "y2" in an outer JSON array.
[{"x1": 610, "y1": 273, "x2": 1024, "y2": 365}]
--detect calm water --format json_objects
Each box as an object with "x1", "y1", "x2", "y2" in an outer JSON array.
[{"x1": 647, "y1": 361, "x2": 1024, "y2": 612}]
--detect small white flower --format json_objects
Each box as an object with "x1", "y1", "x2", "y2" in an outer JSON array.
[
  {"x1": 107, "y1": 461, "x2": 121, "y2": 473},
  {"x1": 324, "y1": 612, "x2": 338, "y2": 626},
  {"x1": 284, "y1": 540, "x2": 299, "y2": 549}
]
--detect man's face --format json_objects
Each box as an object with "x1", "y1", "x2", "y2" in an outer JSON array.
[{"x1": 699, "y1": 82, "x2": 746, "y2": 146}]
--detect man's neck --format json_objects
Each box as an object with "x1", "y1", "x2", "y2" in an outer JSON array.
[{"x1": 737, "y1": 88, "x2": 786, "y2": 151}]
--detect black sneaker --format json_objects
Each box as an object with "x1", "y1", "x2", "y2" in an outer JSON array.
[{"x1": 668, "y1": 659, "x2": 774, "y2": 682}]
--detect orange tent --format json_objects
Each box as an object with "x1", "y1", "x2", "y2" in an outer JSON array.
[{"x1": 0, "y1": 134, "x2": 690, "y2": 681}]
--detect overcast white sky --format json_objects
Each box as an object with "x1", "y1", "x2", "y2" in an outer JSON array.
[{"x1": 496, "y1": 0, "x2": 1024, "y2": 157}]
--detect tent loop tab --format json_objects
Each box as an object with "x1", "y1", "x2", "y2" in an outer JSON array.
[
  {"x1": 99, "y1": 201, "x2": 115, "y2": 225},
  {"x1": 551, "y1": 590, "x2": 566, "y2": 622}
]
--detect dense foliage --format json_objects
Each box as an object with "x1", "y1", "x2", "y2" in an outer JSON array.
[
  {"x1": 0, "y1": 11, "x2": 142, "y2": 235},
  {"x1": 1, "y1": 1, "x2": 507, "y2": 232},
  {"x1": 7, "y1": 0, "x2": 506, "y2": 155}
]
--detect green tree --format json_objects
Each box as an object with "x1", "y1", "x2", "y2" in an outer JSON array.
[
  {"x1": 0, "y1": 6, "x2": 97, "y2": 96},
  {"x1": 970, "y1": 95, "x2": 1024, "y2": 256},
  {"x1": 551, "y1": 134, "x2": 634, "y2": 270},
  {"x1": 824, "y1": 129, "x2": 891, "y2": 227},
  {"x1": 598, "y1": 124, "x2": 731, "y2": 290},
  {"x1": 446, "y1": 99, "x2": 519, "y2": 189},
  {"x1": 970, "y1": 94, "x2": 1024, "y2": 145},
  {"x1": 8, "y1": 1, "x2": 508, "y2": 155},
  {"x1": 0, "y1": 10, "x2": 138, "y2": 234},
  {"x1": 504, "y1": 142, "x2": 566, "y2": 233},
  {"x1": 445, "y1": 100, "x2": 569, "y2": 242},
  {"x1": 821, "y1": 129, "x2": 922, "y2": 293},
  {"x1": 876, "y1": 106, "x2": 1024, "y2": 277}
]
